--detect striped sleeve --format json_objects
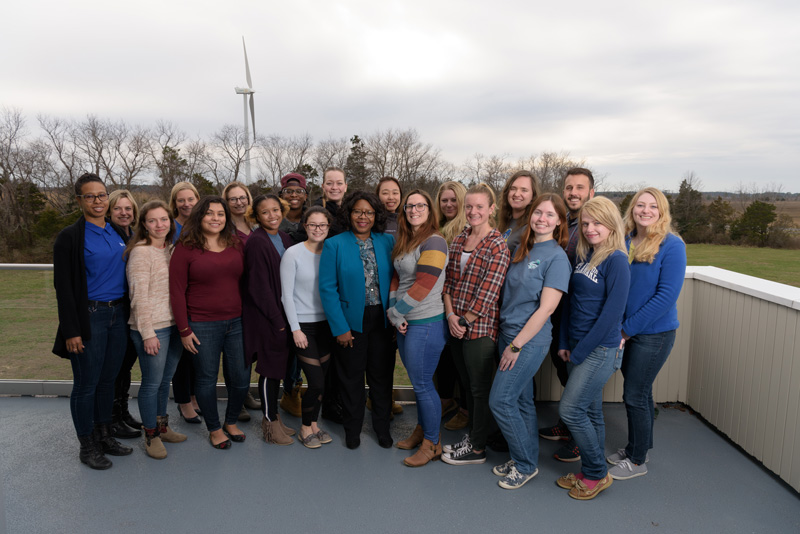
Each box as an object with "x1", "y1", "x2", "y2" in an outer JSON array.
[{"x1": 388, "y1": 236, "x2": 447, "y2": 324}]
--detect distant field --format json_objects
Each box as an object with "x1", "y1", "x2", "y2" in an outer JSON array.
[{"x1": 1, "y1": 245, "x2": 798, "y2": 380}]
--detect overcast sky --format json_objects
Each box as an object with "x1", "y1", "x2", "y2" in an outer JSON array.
[{"x1": 3, "y1": 0, "x2": 798, "y2": 192}]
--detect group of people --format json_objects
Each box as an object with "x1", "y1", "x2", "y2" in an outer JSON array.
[{"x1": 53, "y1": 165, "x2": 686, "y2": 501}]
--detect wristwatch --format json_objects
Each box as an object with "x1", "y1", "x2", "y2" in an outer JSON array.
[
  {"x1": 509, "y1": 343, "x2": 521, "y2": 353},
  {"x1": 458, "y1": 316, "x2": 471, "y2": 328}
]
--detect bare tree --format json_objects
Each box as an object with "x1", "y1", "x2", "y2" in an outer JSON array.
[
  {"x1": 257, "y1": 133, "x2": 315, "y2": 189},
  {"x1": 364, "y1": 128, "x2": 444, "y2": 190},
  {"x1": 208, "y1": 124, "x2": 248, "y2": 188},
  {"x1": 106, "y1": 121, "x2": 151, "y2": 189},
  {"x1": 313, "y1": 136, "x2": 349, "y2": 183},
  {"x1": 461, "y1": 152, "x2": 511, "y2": 191}
]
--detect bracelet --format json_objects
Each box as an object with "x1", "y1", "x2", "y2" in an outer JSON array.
[
  {"x1": 179, "y1": 327, "x2": 190, "y2": 333},
  {"x1": 446, "y1": 312, "x2": 455, "y2": 319}
]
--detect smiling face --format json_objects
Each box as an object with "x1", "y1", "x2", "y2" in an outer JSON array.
[
  {"x1": 175, "y1": 189, "x2": 198, "y2": 221},
  {"x1": 632, "y1": 192, "x2": 660, "y2": 233},
  {"x1": 201, "y1": 202, "x2": 226, "y2": 237},
  {"x1": 404, "y1": 193, "x2": 430, "y2": 231},
  {"x1": 350, "y1": 199, "x2": 375, "y2": 238},
  {"x1": 563, "y1": 174, "x2": 594, "y2": 215},
  {"x1": 322, "y1": 170, "x2": 347, "y2": 203},
  {"x1": 255, "y1": 198, "x2": 283, "y2": 233},
  {"x1": 378, "y1": 181, "x2": 401, "y2": 214},
  {"x1": 77, "y1": 182, "x2": 109, "y2": 222},
  {"x1": 110, "y1": 196, "x2": 134, "y2": 229},
  {"x1": 581, "y1": 212, "x2": 611, "y2": 247},
  {"x1": 281, "y1": 183, "x2": 307, "y2": 210},
  {"x1": 143, "y1": 207, "x2": 171, "y2": 241},
  {"x1": 530, "y1": 200, "x2": 562, "y2": 240},
  {"x1": 304, "y1": 212, "x2": 330, "y2": 244},
  {"x1": 226, "y1": 186, "x2": 250, "y2": 217},
  {"x1": 464, "y1": 192, "x2": 494, "y2": 229},
  {"x1": 508, "y1": 176, "x2": 534, "y2": 215},
  {"x1": 439, "y1": 189, "x2": 458, "y2": 221}
]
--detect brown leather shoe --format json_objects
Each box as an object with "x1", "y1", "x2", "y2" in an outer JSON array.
[
  {"x1": 403, "y1": 438, "x2": 442, "y2": 467},
  {"x1": 397, "y1": 425, "x2": 424, "y2": 450}
]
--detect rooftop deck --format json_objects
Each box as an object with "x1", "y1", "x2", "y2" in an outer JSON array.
[{"x1": 1, "y1": 397, "x2": 797, "y2": 534}]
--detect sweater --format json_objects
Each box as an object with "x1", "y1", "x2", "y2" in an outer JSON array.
[
  {"x1": 127, "y1": 244, "x2": 175, "y2": 340},
  {"x1": 280, "y1": 242, "x2": 327, "y2": 331},
  {"x1": 387, "y1": 234, "x2": 448, "y2": 326}
]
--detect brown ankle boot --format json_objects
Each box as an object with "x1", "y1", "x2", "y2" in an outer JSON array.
[
  {"x1": 403, "y1": 438, "x2": 441, "y2": 467},
  {"x1": 277, "y1": 413, "x2": 296, "y2": 436},
  {"x1": 144, "y1": 427, "x2": 167, "y2": 460},
  {"x1": 157, "y1": 415, "x2": 187, "y2": 443},
  {"x1": 280, "y1": 386, "x2": 302, "y2": 418},
  {"x1": 262, "y1": 416, "x2": 293, "y2": 445},
  {"x1": 397, "y1": 424, "x2": 424, "y2": 450}
]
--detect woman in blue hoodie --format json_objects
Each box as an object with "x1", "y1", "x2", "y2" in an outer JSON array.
[{"x1": 606, "y1": 187, "x2": 686, "y2": 480}]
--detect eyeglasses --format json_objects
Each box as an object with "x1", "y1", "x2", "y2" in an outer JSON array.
[
  {"x1": 228, "y1": 196, "x2": 249, "y2": 204},
  {"x1": 352, "y1": 209, "x2": 375, "y2": 219},
  {"x1": 281, "y1": 188, "x2": 306, "y2": 196},
  {"x1": 404, "y1": 203, "x2": 428, "y2": 212},
  {"x1": 305, "y1": 223, "x2": 330, "y2": 231},
  {"x1": 77, "y1": 193, "x2": 108, "y2": 202}
]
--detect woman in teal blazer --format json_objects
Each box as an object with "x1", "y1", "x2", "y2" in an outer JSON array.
[{"x1": 319, "y1": 191, "x2": 396, "y2": 450}]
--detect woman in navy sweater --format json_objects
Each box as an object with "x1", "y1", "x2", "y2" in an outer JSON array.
[
  {"x1": 556, "y1": 196, "x2": 630, "y2": 500},
  {"x1": 606, "y1": 187, "x2": 686, "y2": 480}
]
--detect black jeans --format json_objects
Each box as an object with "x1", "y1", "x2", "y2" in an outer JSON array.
[{"x1": 335, "y1": 305, "x2": 395, "y2": 438}]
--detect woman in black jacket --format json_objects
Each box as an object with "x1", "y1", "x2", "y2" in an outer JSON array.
[{"x1": 53, "y1": 173, "x2": 133, "y2": 470}]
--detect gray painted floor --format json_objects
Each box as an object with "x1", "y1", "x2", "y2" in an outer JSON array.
[{"x1": 1, "y1": 397, "x2": 798, "y2": 534}]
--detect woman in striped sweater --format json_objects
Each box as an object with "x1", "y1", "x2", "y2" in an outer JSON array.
[{"x1": 387, "y1": 190, "x2": 449, "y2": 467}]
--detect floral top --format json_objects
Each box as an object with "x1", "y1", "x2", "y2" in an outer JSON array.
[{"x1": 357, "y1": 237, "x2": 382, "y2": 306}]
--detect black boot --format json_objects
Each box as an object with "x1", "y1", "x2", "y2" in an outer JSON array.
[
  {"x1": 118, "y1": 395, "x2": 142, "y2": 429},
  {"x1": 78, "y1": 435, "x2": 112, "y2": 470},
  {"x1": 94, "y1": 424, "x2": 133, "y2": 456}
]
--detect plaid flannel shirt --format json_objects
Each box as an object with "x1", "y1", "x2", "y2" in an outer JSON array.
[{"x1": 443, "y1": 227, "x2": 510, "y2": 342}]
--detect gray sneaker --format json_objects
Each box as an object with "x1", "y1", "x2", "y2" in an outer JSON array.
[
  {"x1": 498, "y1": 466, "x2": 538, "y2": 490},
  {"x1": 608, "y1": 458, "x2": 648, "y2": 480},
  {"x1": 493, "y1": 459, "x2": 516, "y2": 477},
  {"x1": 606, "y1": 448, "x2": 650, "y2": 465},
  {"x1": 443, "y1": 433, "x2": 470, "y2": 454}
]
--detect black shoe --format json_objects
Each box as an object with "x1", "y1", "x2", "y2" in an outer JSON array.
[
  {"x1": 179, "y1": 407, "x2": 202, "y2": 424},
  {"x1": 116, "y1": 397, "x2": 142, "y2": 429},
  {"x1": 78, "y1": 435, "x2": 112, "y2": 470},
  {"x1": 345, "y1": 434, "x2": 361, "y2": 450},
  {"x1": 110, "y1": 419, "x2": 141, "y2": 439},
  {"x1": 93, "y1": 424, "x2": 133, "y2": 456},
  {"x1": 377, "y1": 433, "x2": 393, "y2": 449},
  {"x1": 487, "y1": 429, "x2": 509, "y2": 452},
  {"x1": 321, "y1": 403, "x2": 344, "y2": 425}
]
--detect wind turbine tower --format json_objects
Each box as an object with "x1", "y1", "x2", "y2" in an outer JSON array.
[{"x1": 234, "y1": 36, "x2": 256, "y2": 183}]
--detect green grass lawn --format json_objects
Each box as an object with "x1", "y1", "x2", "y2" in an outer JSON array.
[{"x1": 1, "y1": 244, "x2": 798, "y2": 381}]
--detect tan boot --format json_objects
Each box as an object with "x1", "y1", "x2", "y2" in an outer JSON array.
[
  {"x1": 403, "y1": 438, "x2": 442, "y2": 467},
  {"x1": 144, "y1": 428, "x2": 167, "y2": 460},
  {"x1": 277, "y1": 413, "x2": 296, "y2": 437},
  {"x1": 262, "y1": 416, "x2": 293, "y2": 445},
  {"x1": 280, "y1": 386, "x2": 302, "y2": 418},
  {"x1": 157, "y1": 415, "x2": 187, "y2": 443},
  {"x1": 243, "y1": 391, "x2": 262, "y2": 410},
  {"x1": 397, "y1": 424, "x2": 424, "y2": 450},
  {"x1": 392, "y1": 390, "x2": 404, "y2": 415}
]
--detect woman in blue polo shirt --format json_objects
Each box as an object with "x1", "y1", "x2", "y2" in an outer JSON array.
[{"x1": 53, "y1": 173, "x2": 132, "y2": 470}]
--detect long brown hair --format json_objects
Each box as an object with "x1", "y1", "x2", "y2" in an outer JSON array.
[
  {"x1": 512, "y1": 194, "x2": 568, "y2": 263},
  {"x1": 178, "y1": 196, "x2": 239, "y2": 251},
  {"x1": 123, "y1": 200, "x2": 174, "y2": 259},
  {"x1": 497, "y1": 171, "x2": 541, "y2": 234},
  {"x1": 392, "y1": 190, "x2": 442, "y2": 260}
]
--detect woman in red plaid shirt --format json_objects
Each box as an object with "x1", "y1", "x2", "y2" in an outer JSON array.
[{"x1": 442, "y1": 183, "x2": 511, "y2": 465}]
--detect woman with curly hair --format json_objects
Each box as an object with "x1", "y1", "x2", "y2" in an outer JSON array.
[{"x1": 319, "y1": 191, "x2": 395, "y2": 449}]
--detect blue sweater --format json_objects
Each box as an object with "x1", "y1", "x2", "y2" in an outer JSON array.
[
  {"x1": 560, "y1": 249, "x2": 630, "y2": 364},
  {"x1": 623, "y1": 233, "x2": 686, "y2": 336}
]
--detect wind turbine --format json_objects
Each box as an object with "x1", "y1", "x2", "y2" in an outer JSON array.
[{"x1": 234, "y1": 36, "x2": 256, "y2": 183}]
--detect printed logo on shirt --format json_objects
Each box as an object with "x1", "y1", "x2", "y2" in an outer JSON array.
[
  {"x1": 527, "y1": 259, "x2": 541, "y2": 270},
  {"x1": 574, "y1": 261, "x2": 598, "y2": 283}
]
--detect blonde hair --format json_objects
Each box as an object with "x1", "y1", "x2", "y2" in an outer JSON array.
[
  {"x1": 576, "y1": 196, "x2": 627, "y2": 269},
  {"x1": 169, "y1": 182, "x2": 200, "y2": 218},
  {"x1": 465, "y1": 182, "x2": 497, "y2": 228},
  {"x1": 623, "y1": 187, "x2": 681, "y2": 263},
  {"x1": 435, "y1": 181, "x2": 468, "y2": 245},
  {"x1": 222, "y1": 181, "x2": 252, "y2": 206},
  {"x1": 107, "y1": 189, "x2": 140, "y2": 228},
  {"x1": 497, "y1": 171, "x2": 541, "y2": 233}
]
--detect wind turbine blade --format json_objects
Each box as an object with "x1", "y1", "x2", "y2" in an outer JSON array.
[
  {"x1": 242, "y1": 36, "x2": 252, "y2": 89},
  {"x1": 249, "y1": 94, "x2": 256, "y2": 139}
]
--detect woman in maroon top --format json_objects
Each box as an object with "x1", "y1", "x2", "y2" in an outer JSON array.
[{"x1": 169, "y1": 196, "x2": 250, "y2": 449}]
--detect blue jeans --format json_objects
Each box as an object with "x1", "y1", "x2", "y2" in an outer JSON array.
[
  {"x1": 559, "y1": 341, "x2": 623, "y2": 480},
  {"x1": 131, "y1": 326, "x2": 183, "y2": 429},
  {"x1": 69, "y1": 302, "x2": 128, "y2": 437},
  {"x1": 397, "y1": 320, "x2": 448, "y2": 443},
  {"x1": 190, "y1": 317, "x2": 249, "y2": 432},
  {"x1": 489, "y1": 334, "x2": 548, "y2": 475},
  {"x1": 621, "y1": 330, "x2": 676, "y2": 464}
]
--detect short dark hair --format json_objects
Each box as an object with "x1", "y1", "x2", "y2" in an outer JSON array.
[
  {"x1": 565, "y1": 167, "x2": 594, "y2": 189},
  {"x1": 337, "y1": 191, "x2": 387, "y2": 234},
  {"x1": 75, "y1": 173, "x2": 105, "y2": 196}
]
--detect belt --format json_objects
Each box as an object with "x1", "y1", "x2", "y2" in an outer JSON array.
[{"x1": 88, "y1": 297, "x2": 125, "y2": 308}]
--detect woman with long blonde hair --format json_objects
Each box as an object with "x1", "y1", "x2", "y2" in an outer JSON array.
[
  {"x1": 435, "y1": 181, "x2": 468, "y2": 245},
  {"x1": 606, "y1": 188, "x2": 686, "y2": 480},
  {"x1": 556, "y1": 196, "x2": 630, "y2": 500}
]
